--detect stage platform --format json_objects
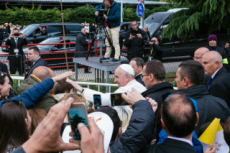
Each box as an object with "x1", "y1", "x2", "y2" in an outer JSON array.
[{"x1": 73, "y1": 57, "x2": 121, "y2": 92}]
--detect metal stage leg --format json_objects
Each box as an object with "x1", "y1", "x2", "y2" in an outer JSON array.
[
  {"x1": 106, "y1": 71, "x2": 109, "y2": 92},
  {"x1": 97, "y1": 69, "x2": 99, "y2": 82},
  {"x1": 75, "y1": 63, "x2": 78, "y2": 81}
]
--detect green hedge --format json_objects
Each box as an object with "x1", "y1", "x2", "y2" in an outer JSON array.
[{"x1": 0, "y1": 5, "x2": 172, "y2": 25}]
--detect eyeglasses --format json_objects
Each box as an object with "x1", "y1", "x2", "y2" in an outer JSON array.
[
  {"x1": 141, "y1": 74, "x2": 149, "y2": 79},
  {"x1": 193, "y1": 57, "x2": 202, "y2": 60}
]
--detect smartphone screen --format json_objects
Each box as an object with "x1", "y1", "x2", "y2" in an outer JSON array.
[
  {"x1": 93, "y1": 94, "x2": 101, "y2": 110},
  {"x1": 111, "y1": 93, "x2": 129, "y2": 106},
  {"x1": 68, "y1": 104, "x2": 88, "y2": 141}
]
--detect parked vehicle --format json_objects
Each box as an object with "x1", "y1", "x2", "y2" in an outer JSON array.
[
  {"x1": 1, "y1": 22, "x2": 83, "y2": 52},
  {"x1": 144, "y1": 9, "x2": 230, "y2": 62}
]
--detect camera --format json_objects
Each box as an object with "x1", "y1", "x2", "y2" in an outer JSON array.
[
  {"x1": 95, "y1": 6, "x2": 107, "y2": 26},
  {"x1": 143, "y1": 40, "x2": 155, "y2": 50},
  {"x1": 14, "y1": 33, "x2": 20, "y2": 36}
]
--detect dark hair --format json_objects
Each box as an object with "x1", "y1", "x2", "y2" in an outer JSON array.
[
  {"x1": 28, "y1": 46, "x2": 40, "y2": 56},
  {"x1": 179, "y1": 60, "x2": 204, "y2": 85},
  {"x1": 0, "y1": 71, "x2": 7, "y2": 85},
  {"x1": 0, "y1": 101, "x2": 29, "y2": 153},
  {"x1": 13, "y1": 28, "x2": 19, "y2": 31},
  {"x1": 131, "y1": 20, "x2": 137, "y2": 24},
  {"x1": 144, "y1": 60, "x2": 165, "y2": 81},
  {"x1": 224, "y1": 117, "x2": 230, "y2": 147},
  {"x1": 131, "y1": 57, "x2": 144, "y2": 68},
  {"x1": 54, "y1": 81, "x2": 74, "y2": 94},
  {"x1": 161, "y1": 93, "x2": 197, "y2": 137},
  {"x1": 96, "y1": 106, "x2": 121, "y2": 142},
  {"x1": 28, "y1": 108, "x2": 47, "y2": 135}
]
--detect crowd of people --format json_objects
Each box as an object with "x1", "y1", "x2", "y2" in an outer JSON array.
[
  {"x1": 1, "y1": 0, "x2": 230, "y2": 152},
  {"x1": 0, "y1": 46, "x2": 230, "y2": 152}
]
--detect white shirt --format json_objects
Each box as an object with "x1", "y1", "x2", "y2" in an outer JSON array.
[
  {"x1": 83, "y1": 79, "x2": 147, "y2": 105},
  {"x1": 168, "y1": 136, "x2": 193, "y2": 146},
  {"x1": 211, "y1": 68, "x2": 221, "y2": 79},
  {"x1": 85, "y1": 26, "x2": 90, "y2": 33}
]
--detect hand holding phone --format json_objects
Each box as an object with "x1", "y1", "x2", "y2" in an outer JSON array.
[
  {"x1": 93, "y1": 94, "x2": 102, "y2": 110},
  {"x1": 110, "y1": 93, "x2": 129, "y2": 106},
  {"x1": 68, "y1": 102, "x2": 88, "y2": 145}
]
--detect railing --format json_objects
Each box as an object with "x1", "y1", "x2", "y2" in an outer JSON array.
[
  {"x1": 11, "y1": 76, "x2": 177, "y2": 93},
  {"x1": 11, "y1": 76, "x2": 118, "y2": 93}
]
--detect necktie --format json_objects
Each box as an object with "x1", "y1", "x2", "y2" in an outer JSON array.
[
  {"x1": 207, "y1": 78, "x2": 213, "y2": 90},
  {"x1": 15, "y1": 38, "x2": 18, "y2": 46}
]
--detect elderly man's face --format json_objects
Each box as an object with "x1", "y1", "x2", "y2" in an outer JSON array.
[
  {"x1": 209, "y1": 40, "x2": 217, "y2": 47},
  {"x1": 194, "y1": 51, "x2": 204, "y2": 63},
  {"x1": 202, "y1": 55, "x2": 217, "y2": 76},
  {"x1": 114, "y1": 68, "x2": 127, "y2": 87}
]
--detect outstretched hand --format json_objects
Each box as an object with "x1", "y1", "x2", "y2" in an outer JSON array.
[{"x1": 22, "y1": 97, "x2": 80, "y2": 152}]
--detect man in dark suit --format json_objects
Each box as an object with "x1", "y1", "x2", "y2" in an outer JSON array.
[
  {"x1": 141, "y1": 60, "x2": 174, "y2": 111},
  {"x1": 75, "y1": 27, "x2": 90, "y2": 73},
  {"x1": 129, "y1": 57, "x2": 145, "y2": 86},
  {"x1": 202, "y1": 51, "x2": 230, "y2": 108},
  {"x1": 25, "y1": 47, "x2": 48, "y2": 79},
  {"x1": 5, "y1": 28, "x2": 28, "y2": 75},
  {"x1": 145, "y1": 93, "x2": 199, "y2": 153},
  {"x1": 175, "y1": 60, "x2": 230, "y2": 134}
]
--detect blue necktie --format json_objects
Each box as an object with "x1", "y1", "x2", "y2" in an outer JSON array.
[{"x1": 207, "y1": 78, "x2": 213, "y2": 90}]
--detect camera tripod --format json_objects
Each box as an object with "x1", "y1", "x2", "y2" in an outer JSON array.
[{"x1": 85, "y1": 23, "x2": 115, "y2": 65}]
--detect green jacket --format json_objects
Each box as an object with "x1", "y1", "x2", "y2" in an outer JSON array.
[{"x1": 17, "y1": 75, "x2": 58, "y2": 112}]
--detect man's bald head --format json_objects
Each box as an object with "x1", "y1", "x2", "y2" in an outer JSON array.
[
  {"x1": 194, "y1": 47, "x2": 209, "y2": 63},
  {"x1": 161, "y1": 93, "x2": 197, "y2": 137},
  {"x1": 32, "y1": 66, "x2": 54, "y2": 81},
  {"x1": 202, "y1": 51, "x2": 223, "y2": 76}
]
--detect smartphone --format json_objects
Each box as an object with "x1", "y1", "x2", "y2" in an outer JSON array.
[
  {"x1": 93, "y1": 94, "x2": 101, "y2": 110},
  {"x1": 68, "y1": 102, "x2": 88, "y2": 145},
  {"x1": 110, "y1": 93, "x2": 129, "y2": 106}
]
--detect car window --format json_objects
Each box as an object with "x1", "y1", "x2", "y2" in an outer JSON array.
[
  {"x1": 49, "y1": 25, "x2": 63, "y2": 35},
  {"x1": 66, "y1": 25, "x2": 82, "y2": 34},
  {"x1": 20, "y1": 24, "x2": 38, "y2": 36}
]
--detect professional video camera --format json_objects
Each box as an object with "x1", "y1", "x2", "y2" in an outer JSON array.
[
  {"x1": 95, "y1": 6, "x2": 107, "y2": 26},
  {"x1": 143, "y1": 40, "x2": 156, "y2": 50}
]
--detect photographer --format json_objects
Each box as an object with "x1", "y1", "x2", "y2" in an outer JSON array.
[
  {"x1": 95, "y1": 0, "x2": 121, "y2": 63},
  {"x1": 5, "y1": 28, "x2": 28, "y2": 75},
  {"x1": 148, "y1": 37, "x2": 163, "y2": 61},
  {"x1": 124, "y1": 20, "x2": 147, "y2": 61}
]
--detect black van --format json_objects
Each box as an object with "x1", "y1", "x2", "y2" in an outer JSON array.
[
  {"x1": 2, "y1": 23, "x2": 83, "y2": 51},
  {"x1": 145, "y1": 10, "x2": 230, "y2": 61}
]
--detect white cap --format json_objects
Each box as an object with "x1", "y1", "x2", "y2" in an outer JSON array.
[
  {"x1": 119, "y1": 64, "x2": 134, "y2": 76},
  {"x1": 88, "y1": 112, "x2": 114, "y2": 153}
]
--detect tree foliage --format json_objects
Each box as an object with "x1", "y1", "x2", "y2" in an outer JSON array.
[
  {"x1": 0, "y1": 4, "x2": 174, "y2": 25},
  {"x1": 161, "y1": 0, "x2": 230, "y2": 39}
]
